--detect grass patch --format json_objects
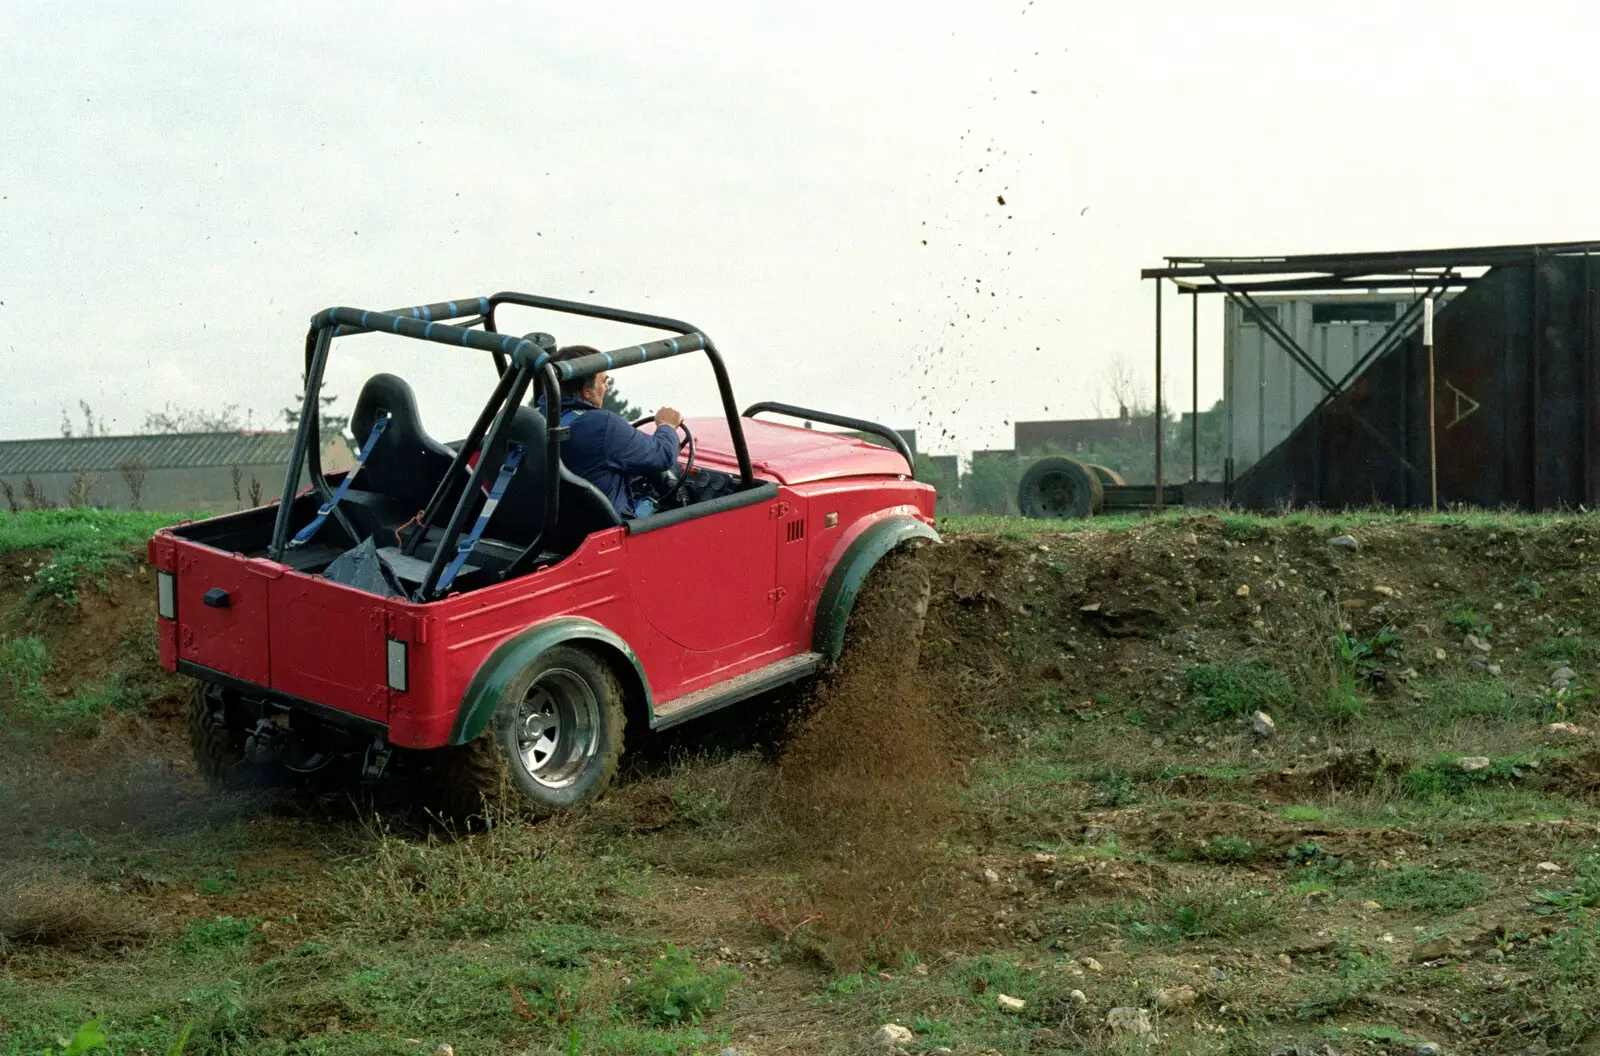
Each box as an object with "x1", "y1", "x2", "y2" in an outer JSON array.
[
  {"x1": 1294, "y1": 850, "x2": 1493, "y2": 912},
  {"x1": 1084, "y1": 885, "x2": 1281, "y2": 946},
  {"x1": 1185, "y1": 660, "x2": 1289, "y2": 722},
  {"x1": 625, "y1": 945, "x2": 740, "y2": 1026},
  {"x1": 0, "y1": 636, "x2": 50, "y2": 710},
  {"x1": 1402, "y1": 753, "x2": 1538, "y2": 798},
  {"x1": 0, "y1": 508, "x2": 187, "y2": 556}
]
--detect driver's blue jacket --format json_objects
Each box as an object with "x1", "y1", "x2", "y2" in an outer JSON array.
[{"x1": 556, "y1": 396, "x2": 679, "y2": 519}]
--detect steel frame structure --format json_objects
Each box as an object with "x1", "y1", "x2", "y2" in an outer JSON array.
[{"x1": 1138, "y1": 240, "x2": 1600, "y2": 509}]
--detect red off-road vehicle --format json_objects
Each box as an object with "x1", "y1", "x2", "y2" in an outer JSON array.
[{"x1": 150, "y1": 293, "x2": 936, "y2": 813}]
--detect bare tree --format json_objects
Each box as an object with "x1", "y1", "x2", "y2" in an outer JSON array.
[
  {"x1": 248, "y1": 475, "x2": 263, "y2": 507},
  {"x1": 142, "y1": 403, "x2": 244, "y2": 434},
  {"x1": 61, "y1": 402, "x2": 111, "y2": 437},
  {"x1": 1094, "y1": 353, "x2": 1148, "y2": 419},
  {"x1": 120, "y1": 459, "x2": 149, "y2": 510},
  {"x1": 69, "y1": 471, "x2": 99, "y2": 508},
  {"x1": 22, "y1": 475, "x2": 51, "y2": 509},
  {"x1": 1, "y1": 480, "x2": 17, "y2": 514},
  {"x1": 230, "y1": 463, "x2": 243, "y2": 508}
]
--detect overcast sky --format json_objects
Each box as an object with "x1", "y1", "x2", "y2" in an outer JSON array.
[{"x1": 5, "y1": 1, "x2": 1600, "y2": 455}]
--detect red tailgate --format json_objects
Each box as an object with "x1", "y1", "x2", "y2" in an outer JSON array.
[
  {"x1": 173, "y1": 546, "x2": 273, "y2": 685},
  {"x1": 268, "y1": 575, "x2": 390, "y2": 723}
]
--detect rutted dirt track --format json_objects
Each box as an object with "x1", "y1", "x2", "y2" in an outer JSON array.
[{"x1": 7, "y1": 513, "x2": 1600, "y2": 1054}]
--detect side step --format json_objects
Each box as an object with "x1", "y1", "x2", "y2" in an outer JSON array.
[{"x1": 650, "y1": 652, "x2": 824, "y2": 731}]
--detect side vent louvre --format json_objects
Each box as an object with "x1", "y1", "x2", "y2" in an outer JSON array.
[{"x1": 785, "y1": 519, "x2": 806, "y2": 543}]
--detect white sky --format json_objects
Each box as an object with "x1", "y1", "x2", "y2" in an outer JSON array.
[{"x1": 4, "y1": 1, "x2": 1600, "y2": 455}]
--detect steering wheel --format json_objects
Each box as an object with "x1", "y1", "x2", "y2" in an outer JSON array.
[{"x1": 632, "y1": 416, "x2": 696, "y2": 507}]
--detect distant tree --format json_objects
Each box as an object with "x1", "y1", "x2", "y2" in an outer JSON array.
[
  {"x1": 142, "y1": 403, "x2": 245, "y2": 434},
  {"x1": 119, "y1": 459, "x2": 149, "y2": 510},
  {"x1": 1, "y1": 480, "x2": 17, "y2": 513},
  {"x1": 59, "y1": 401, "x2": 111, "y2": 438},
  {"x1": 603, "y1": 382, "x2": 643, "y2": 423},
  {"x1": 283, "y1": 372, "x2": 350, "y2": 437}
]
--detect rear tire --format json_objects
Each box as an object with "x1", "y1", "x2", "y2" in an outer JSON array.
[
  {"x1": 186, "y1": 681, "x2": 278, "y2": 790},
  {"x1": 1018, "y1": 456, "x2": 1104, "y2": 519},
  {"x1": 433, "y1": 646, "x2": 626, "y2": 821}
]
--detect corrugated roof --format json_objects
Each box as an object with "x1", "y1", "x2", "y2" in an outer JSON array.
[{"x1": 0, "y1": 432, "x2": 302, "y2": 474}]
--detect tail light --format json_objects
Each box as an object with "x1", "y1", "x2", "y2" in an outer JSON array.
[{"x1": 157, "y1": 571, "x2": 176, "y2": 620}]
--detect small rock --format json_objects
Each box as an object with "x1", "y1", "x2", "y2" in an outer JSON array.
[
  {"x1": 1488, "y1": 663, "x2": 1503, "y2": 676},
  {"x1": 1150, "y1": 736, "x2": 1165, "y2": 749},
  {"x1": 1482, "y1": 947, "x2": 1505, "y2": 963},
  {"x1": 981, "y1": 868, "x2": 1001, "y2": 885},
  {"x1": 877, "y1": 971, "x2": 893, "y2": 981},
  {"x1": 1537, "y1": 861, "x2": 1562, "y2": 873},
  {"x1": 1251, "y1": 710, "x2": 1276, "y2": 737},
  {"x1": 1547, "y1": 722, "x2": 1591, "y2": 737},
  {"x1": 1329, "y1": 535, "x2": 1359, "y2": 551},
  {"x1": 1373, "y1": 585, "x2": 1397, "y2": 597},
  {"x1": 1434, "y1": 647, "x2": 1448, "y2": 662},
  {"x1": 434, "y1": 1047, "x2": 454, "y2": 1056},
  {"x1": 1021, "y1": 921, "x2": 1042, "y2": 941},
  {"x1": 1456, "y1": 756, "x2": 1492, "y2": 773},
  {"x1": 869, "y1": 1025, "x2": 914, "y2": 1050},
  {"x1": 913, "y1": 962, "x2": 929, "y2": 976},
  {"x1": 1411, "y1": 936, "x2": 1462, "y2": 963},
  {"x1": 1235, "y1": 584, "x2": 1251, "y2": 597},
  {"x1": 1079, "y1": 956, "x2": 1104, "y2": 972},
  {"x1": 718, "y1": 1049, "x2": 748, "y2": 1056},
  {"x1": 997, "y1": 993, "x2": 1026, "y2": 1013},
  {"x1": 1209, "y1": 966, "x2": 1227, "y2": 980},
  {"x1": 1465, "y1": 634, "x2": 1492, "y2": 653},
  {"x1": 1552, "y1": 667, "x2": 1578, "y2": 687},
  {"x1": 929, "y1": 1049, "x2": 954, "y2": 1056},
  {"x1": 1276, "y1": 953, "x2": 1292, "y2": 968},
  {"x1": 1033, "y1": 852, "x2": 1057, "y2": 864},
  {"x1": 1106, "y1": 1007, "x2": 1153, "y2": 1036},
  {"x1": 1067, "y1": 988, "x2": 1088, "y2": 1005},
  {"x1": 1417, "y1": 1044, "x2": 1442, "y2": 1056},
  {"x1": 1362, "y1": 900, "x2": 1383, "y2": 910},
  {"x1": 1155, "y1": 986, "x2": 1197, "y2": 1010}
]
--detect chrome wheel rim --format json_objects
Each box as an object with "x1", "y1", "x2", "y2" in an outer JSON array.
[{"x1": 513, "y1": 668, "x2": 600, "y2": 789}]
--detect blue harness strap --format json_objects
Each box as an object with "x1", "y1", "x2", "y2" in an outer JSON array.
[
  {"x1": 290, "y1": 414, "x2": 391, "y2": 548},
  {"x1": 435, "y1": 442, "x2": 524, "y2": 593}
]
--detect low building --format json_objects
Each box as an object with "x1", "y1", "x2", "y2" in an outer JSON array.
[
  {"x1": 0, "y1": 431, "x2": 354, "y2": 513},
  {"x1": 1014, "y1": 411, "x2": 1156, "y2": 456}
]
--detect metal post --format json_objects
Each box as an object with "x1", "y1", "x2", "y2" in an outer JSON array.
[
  {"x1": 1154, "y1": 278, "x2": 1163, "y2": 509},
  {"x1": 1425, "y1": 297, "x2": 1437, "y2": 512},
  {"x1": 1191, "y1": 291, "x2": 1200, "y2": 483}
]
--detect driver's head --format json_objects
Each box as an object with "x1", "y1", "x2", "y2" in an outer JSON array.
[{"x1": 549, "y1": 345, "x2": 611, "y2": 409}]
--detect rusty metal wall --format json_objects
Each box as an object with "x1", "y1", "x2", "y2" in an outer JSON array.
[{"x1": 1231, "y1": 253, "x2": 1598, "y2": 511}]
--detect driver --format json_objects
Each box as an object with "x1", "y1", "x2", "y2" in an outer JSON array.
[{"x1": 547, "y1": 345, "x2": 684, "y2": 519}]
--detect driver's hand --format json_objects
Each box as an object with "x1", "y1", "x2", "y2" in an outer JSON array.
[{"x1": 654, "y1": 407, "x2": 684, "y2": 429}]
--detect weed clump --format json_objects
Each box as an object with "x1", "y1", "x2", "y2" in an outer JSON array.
[
  {"x1": 1185, "y1": 660, "x2": 1289, "y2": 722},
  {"x1": 626, "y1": 944, "x2": 739, "y2": 1025}
]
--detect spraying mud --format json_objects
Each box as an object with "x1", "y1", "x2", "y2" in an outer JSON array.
[{"x1": 775, "y1": 545, "x2": 963, "y2": 961}]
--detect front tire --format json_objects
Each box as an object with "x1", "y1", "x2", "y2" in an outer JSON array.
[{"x1": 435, "y1": 646, "x2": 626, "y2": 820}]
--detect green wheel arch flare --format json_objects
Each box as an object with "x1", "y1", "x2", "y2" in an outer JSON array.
[
  {"x1": 813, "y1": 516, "x2": 940, "y2": 661},
  {"x1": 449, "y1": 617, "x2": 653, "y2": 745}
]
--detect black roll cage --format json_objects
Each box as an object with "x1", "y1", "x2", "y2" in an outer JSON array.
[{"x1": 266, "y1": 292, "x2": 756, "y2": 601}]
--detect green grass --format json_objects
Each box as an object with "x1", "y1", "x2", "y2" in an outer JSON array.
[
  {"x1": 1185, "y1": 660, "x2": 1290, "y2": 722},
  {"x1": 0, "y1": 636, "x2": 50, "y2": 710},
  {"x1": 0, "y1": 508, "x2": 189, "y2": 556},
  {"x1": 1082, "y1": 885, "x2": 1281, "y2": 946}
]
